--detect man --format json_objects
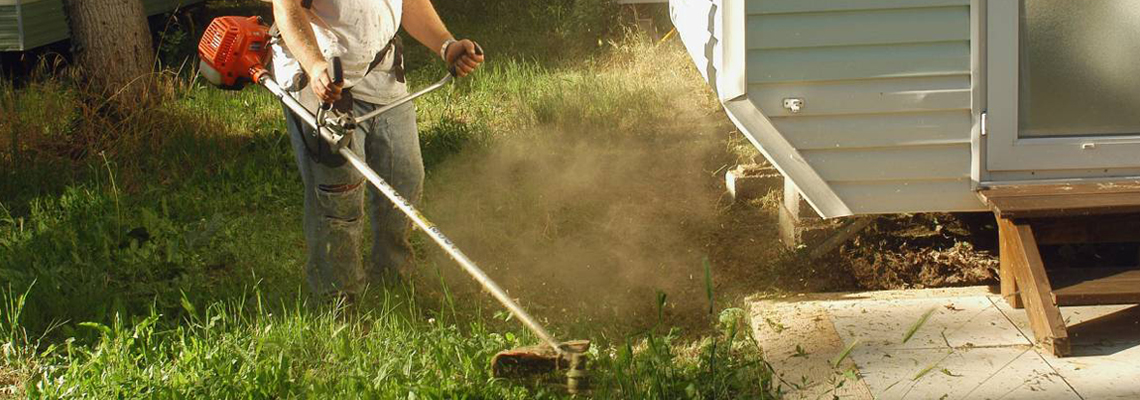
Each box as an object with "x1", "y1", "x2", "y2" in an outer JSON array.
[{"x1": 270, "y1": 0, "x2": 483, "y2": 299}]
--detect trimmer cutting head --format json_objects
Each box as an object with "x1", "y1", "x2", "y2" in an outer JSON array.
[{"x1": 492, "y1": 340, "x2": 592, "y2": 392}]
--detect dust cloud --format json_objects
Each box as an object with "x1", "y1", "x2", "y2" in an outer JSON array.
[{"x1": 417, "y1": 116, "x2": 739, "y2": 332}]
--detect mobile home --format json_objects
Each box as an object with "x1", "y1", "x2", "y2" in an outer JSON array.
[
  {"x1": 671, "y1": 0, "x2": 1140, "y2": 217},
  {"x1": 1, "y1": 0, "x2": 202, "y2": 52},
  {"x1": 670, "y1": 0, "x2": 1140, "y2": 356}
]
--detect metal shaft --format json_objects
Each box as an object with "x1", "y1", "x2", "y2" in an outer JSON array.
[
  {"x1": 340, "y1": 148, "x2": 564, "y2": 355},
  {"x1": 353, "y1": 75, "x2": 453, "y2": 125},
  {"x1": 261, "y1": 76, "x2": 565, "y2": 355}
]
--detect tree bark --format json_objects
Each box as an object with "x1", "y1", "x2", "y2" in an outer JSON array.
[{"x1": 63, "y1": 0, "x2": 154, "y2": 103}]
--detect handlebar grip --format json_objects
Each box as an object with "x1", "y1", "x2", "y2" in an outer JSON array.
[
  {"x1": 448, "y1": 42, "x2": 485, "y2": 77},
  {"x1": 331, "y1": 57, "x2": 343, "y2": 85},
  {"x1": 320, "y1": 57, "x2": 344, "y2": 111}
]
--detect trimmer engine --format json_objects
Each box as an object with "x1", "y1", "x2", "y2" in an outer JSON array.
[{"x1": 198, "y1": 16, "x2": 271, "y2": 89}]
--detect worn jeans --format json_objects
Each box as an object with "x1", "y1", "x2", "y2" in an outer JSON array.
[{"x1": 283, "y1": 98, "x2": 423, "y2": 296}]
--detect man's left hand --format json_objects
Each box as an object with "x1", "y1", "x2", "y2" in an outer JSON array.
[{"x1": 445, "y1": 39, "x2": 484, "y2": 78}]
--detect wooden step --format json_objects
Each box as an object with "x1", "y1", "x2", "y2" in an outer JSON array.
[
  {"x1": 1051, "y1": 268, "x2": 1140, "y2": 306},
  {"x1": 979, "y1": 180, "x2": 1140, "y2": 219}
]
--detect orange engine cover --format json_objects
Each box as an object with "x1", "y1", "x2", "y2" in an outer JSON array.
[{"x1": 198, "y1": 16, "x2": 271, "y2": 89}]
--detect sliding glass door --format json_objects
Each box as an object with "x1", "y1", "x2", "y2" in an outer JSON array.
[{"x1": 986, "y1": 0, "x2": 1140, "y2": 173}]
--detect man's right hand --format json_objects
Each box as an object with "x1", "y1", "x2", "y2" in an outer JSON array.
[{"x1": 310, "y1": 61, "x2": 343, "y2": 103}]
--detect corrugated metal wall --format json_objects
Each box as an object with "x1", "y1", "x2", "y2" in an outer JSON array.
[
  {"x1": 2, "y1": 0, "x2": 200, "y2": 52},
  {"x1": 0, "y1": 5, "x2": 20, "y2": 51},
  {"x1": 19, "y1": 0, "x2": 69, "y2": 50},
  {"x1": 746, "y1": 0, "x2": 985, "y2": 214}
]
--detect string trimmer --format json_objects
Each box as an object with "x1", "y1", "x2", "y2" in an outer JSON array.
[{"x1": 196, "y1": 16, "x2": 590, "y2": 392}]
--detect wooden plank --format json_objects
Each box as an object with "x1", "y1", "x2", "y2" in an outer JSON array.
[
  {"x1": 748, "y1": 0, "x2": 968, "y2": 15},
  {"x1": 802, "y1": 144, "x2": 970, "y2": 182},
  {"x1": 987, "y1": 193, "x2": 1140, "y2": 219},
  {"x1": 1032, "y1": 215, "x2": 1140, "y2": 245},
  {"x1": 980, "y1": 180, "x2": 1140, "y2": 197},
  {"x1": 748, "y1": 6, "x2": 968, "y2": 50},
  {"x1": 748, "y1": 41, "x2": 970, "y2": 84},
  {"x1": 1047, "y1": 268, "x2": 1140, "y2": 306},
  {"x1": 998, "y1": 218, "x2": 1070, "y2": 356},
  {"x1": 751, "y1": 76, "x2": 971, "y2": 118},
  {"x1": 770, "y1": 110, "x2": 972, "y2": 151},
  {"x1": 980, "y1": 181, "x2": 1140, "y2": 218},
  {"x1": 1053, "y1": 269, "x2": 1140, "y2": 306},
  {"x1": 998, "y1": 214, "x2": 1022, "y2": 308},
  {"x1": 808, "y1": 217, "x2": 875, "y2": 259}
]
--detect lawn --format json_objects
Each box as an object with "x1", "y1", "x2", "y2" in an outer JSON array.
[{"x1": 0, "y1": 1, "x2": 774, "y2": 398}]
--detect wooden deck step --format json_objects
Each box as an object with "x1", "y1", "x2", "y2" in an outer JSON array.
[
  {"x1": 979, "y1": 180, "x2": 1140, "y2": 219},
  {"x1": 1051, "y1": 268, "x2": 1140, "y2": 306}
]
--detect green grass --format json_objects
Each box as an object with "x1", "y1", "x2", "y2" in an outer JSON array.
[{"x1": 1, "y1": 2, "x2": 772, "y2": 398}]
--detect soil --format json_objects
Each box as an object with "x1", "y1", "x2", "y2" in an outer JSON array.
[{"x1": 703, "y1": 188, "x2": 1002, "y2": 295}]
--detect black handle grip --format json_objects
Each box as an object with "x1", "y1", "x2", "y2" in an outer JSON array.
[
  {"x1": 320, "y1": 57, "x2": 344, "y2": 111},
  {"x1": 448, "y1": 42, "x2": 484, "y2": 77},
  {"x1": 331, "y1": 57, "x2": 343, "y2": 85}
]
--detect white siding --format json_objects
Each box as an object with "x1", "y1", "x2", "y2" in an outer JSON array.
[{"x1": 745, "y1": 0, "x2": 985, "y2": 215}]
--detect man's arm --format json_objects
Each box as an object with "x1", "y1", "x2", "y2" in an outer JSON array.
[
  {"x1": 402, "y1": 0, "x2": 484, "y2": 77},
  {"x1": 272, "y1": 0, "x2": 341, "y2": 102}
]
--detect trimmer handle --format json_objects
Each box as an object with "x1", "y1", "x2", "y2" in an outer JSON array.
[
  {"x1": 321, "y1": 57, "x2": 344, "y2": 111},
  {"x1": 448, "y1": 42, "x2": 485, "y2": 77},
  {"x1": 330, "y1": 57, "x2": 343, "y2": 85}
]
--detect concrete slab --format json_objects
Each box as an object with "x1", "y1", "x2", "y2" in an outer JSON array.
[
  {"x1": 752, "y1": 301, "x2": 874, "y2": 399},
  {"x1": 750, "y1": 287, "x2": 1140, "y2": 400},
  {"x1": 852, "y1": 346, "x2": 1078, "y2": 400},
  {"x1": 825, "y1": 296, "x2": 1030, "y2": 351},
  {"x1": 994, "y1": 302, "x2": 1140, "y2": 399}
]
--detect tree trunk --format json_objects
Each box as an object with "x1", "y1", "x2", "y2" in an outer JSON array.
[{"x1": 64, "y1": 0, "x2": 154, "y2": 103}]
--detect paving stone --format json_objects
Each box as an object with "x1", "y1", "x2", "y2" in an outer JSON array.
[
  {"x1": 825, "y1": 296, "x2": 1030, "y2": 351},
  {"x1": 850, "y1": 346, "x2": 1080, "y2": 400},
  {"x1": 751, "y1": 288, "x2": 1140, "y2": 400}
]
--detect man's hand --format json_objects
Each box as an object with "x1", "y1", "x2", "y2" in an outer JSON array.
[
  {"x1": 310, "y1": 61, "x2": 343, "y2": 103},
  {"x1": 445, "y1": 39, "x2": 484, "y2": 78}
]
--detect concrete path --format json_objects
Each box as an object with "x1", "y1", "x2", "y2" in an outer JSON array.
[{"x1": 750, "y1": 286, "x2": 1140, "y2": 400}]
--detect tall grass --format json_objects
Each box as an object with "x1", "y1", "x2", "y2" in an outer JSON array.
[{"x1": 0, "y1": 2, "x2": 772, "y2": 397}]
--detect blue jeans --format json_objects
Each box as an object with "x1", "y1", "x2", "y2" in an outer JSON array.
[{"x1": 283, "y1": 99, "x2": 423, "y2": 296}]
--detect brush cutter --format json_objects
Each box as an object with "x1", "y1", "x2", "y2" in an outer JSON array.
[{"x1": 197, "y1": 16, "x2": 589, "y2": 392}]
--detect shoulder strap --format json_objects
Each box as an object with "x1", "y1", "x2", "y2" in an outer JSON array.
[{"x1": 364, "y1": 36, "x2": 406, "y2": 83}]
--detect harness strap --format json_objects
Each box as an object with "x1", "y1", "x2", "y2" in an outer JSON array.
[
  {"x1": 365, "y1": 35, "x2": 405, "y2": 83},
  {"x1": 268, "y1": 23, "x2": 404, "y2": 84}
]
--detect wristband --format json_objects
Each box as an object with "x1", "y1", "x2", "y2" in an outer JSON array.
[{"x1": 440, "y1": 38, "x2": 458, "y2": 61}]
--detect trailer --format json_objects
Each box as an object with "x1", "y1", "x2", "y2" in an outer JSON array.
[
  {"x1": 1, "y1": 0, "x2": 202, "y2": 52},
  {"x1": 671, "y1": 0, "x2": 1140, "y2": 357}
]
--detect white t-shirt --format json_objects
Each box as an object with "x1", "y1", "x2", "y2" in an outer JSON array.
[{"x1": 271, "y1": 0, "x2": 409, "y2": 104}]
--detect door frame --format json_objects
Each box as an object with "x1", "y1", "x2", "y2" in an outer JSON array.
[{"x1": 982, "y1": 0, "x2": 1140, "y2": 176}]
